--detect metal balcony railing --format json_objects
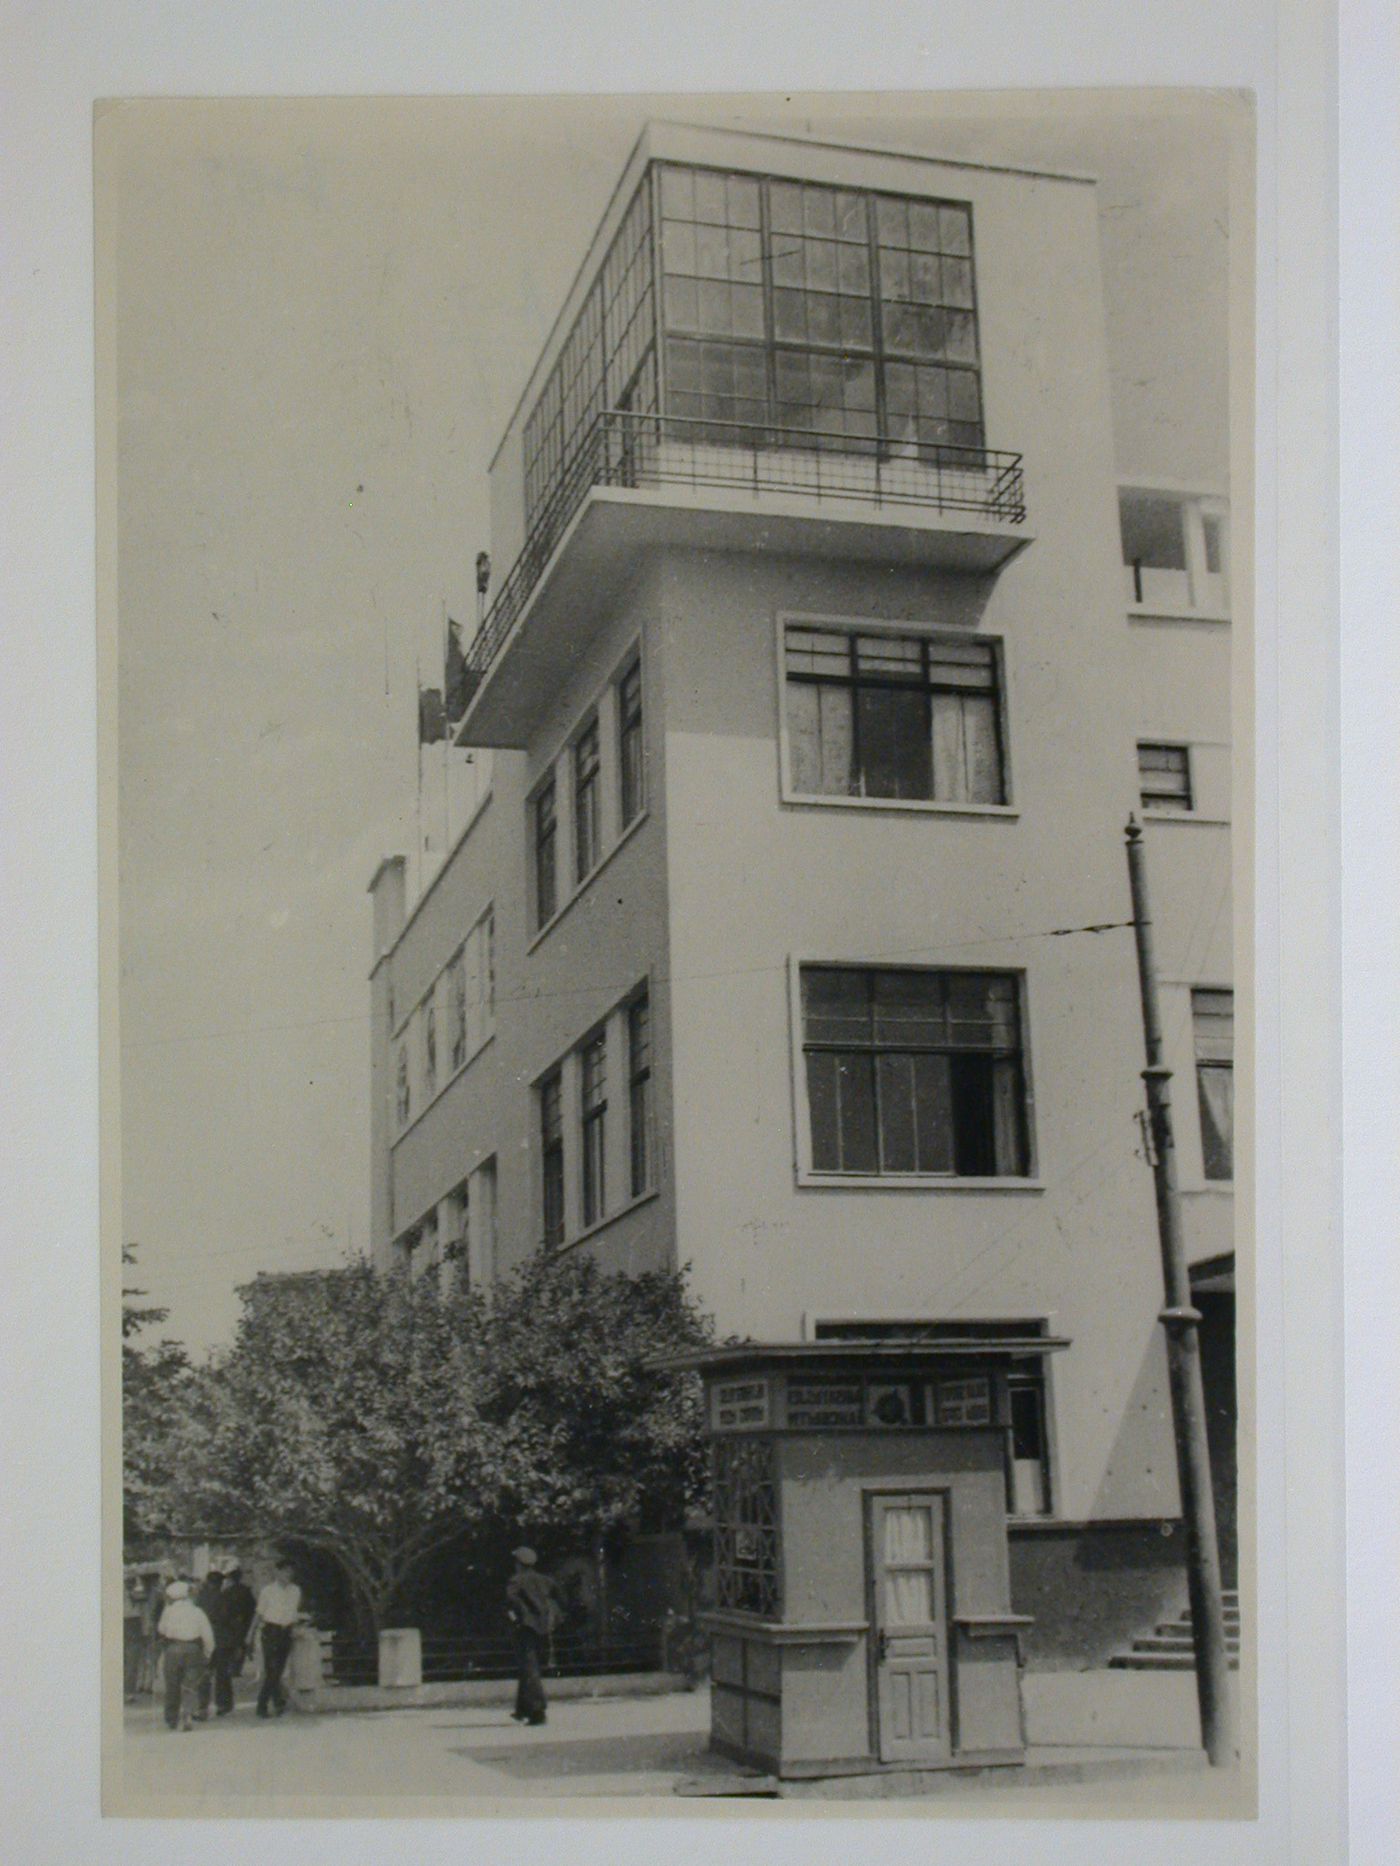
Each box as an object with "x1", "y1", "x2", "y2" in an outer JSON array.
[{"x1": 461, "y1": 409, "x2": 1026, "y2": 706}]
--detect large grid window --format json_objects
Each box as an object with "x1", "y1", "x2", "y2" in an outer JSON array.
[
  {"x1": 1192, "y1": 988, "x2": 1234, "y2": 1181},
  {"x1": 628, "y1": 992, "x2": 653, "y2": 1199},
  {"x1": 658, "y1": 165, "x2": 982, "y2": 458},
  {"x1": 540, "y1": 1070, "x2": 565, "y2": 1248},
  {"x1": 713, "y1": 1437, "x2": 780, "y2": 1617},
  {"x1": 785, "y1": 624, "x2": 1004, "y2": 804},
  {"x1": 580, "y1": 1032, "x2": 608, "y2": 1228},
  {"x1": 618, "y1": 658, "x2": 645, "y2": 826},
  {"x1": 573, "y1": 719, "x2": 602, "y2": 882},
  {"x1": 534, "y1": 775, "x2": 558, "y2": 929},
  {"x1": 524, "y1": 177, "x2": 657, "y2": 524},
  {"x1": 801, "y1": 966, "x2": 1028, "y2": 1177}
]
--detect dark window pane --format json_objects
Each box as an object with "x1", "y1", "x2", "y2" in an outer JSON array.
[
  {"x1": 1010, "y1": 1384, "x2": 1043, "y2": 1460},
  {"x1": 950, "y1": 1053, "x2": 998, "y2": 1176},
  {"x1": 873, "y1": 969, "x2": 946, "y2": 1045},
  {"x1": 856, "y1": 685, "x2": 932, "y2": 800},
  {"x1": 880, "y1": 247, "x2": 910, "y2": 299}
]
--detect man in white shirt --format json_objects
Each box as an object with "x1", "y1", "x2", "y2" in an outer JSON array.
[
  {"x1": 156, "y1": 1581, "x2": 215, "y2": 1732},
  {"x1": 247, "y1": 1559, "x2": 302, "y2": 1718}
]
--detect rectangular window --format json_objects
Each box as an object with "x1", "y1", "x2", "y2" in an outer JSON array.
[
  {"x1": 1192, "y1": 988, "x2": 1234, "y2": 1181},
  {"x1": 534, "y1": 775, "x2": 557, "y2": 928},
  {"x1": 1006, "y1": 1372, "x2": 1051, "y2": 1515},
  {"x1": 540, "y1": 1071, "x2": 565, "y2": 1248},
  {"x1": 713, "y1": 1437, "x2": 780, "y2": 1617},
  {"x1": 449, "y1": 952, "x2": 468, "y2": 1071},
  {"x1": 580, "y1": 1031, "x2": 608, "y2": 1227},
  {"x1": 574, "y1": 719, "x2": 601, "y2": 882},
  {"x1": 394, "y1": 1036, "x2": 411, "y2": 1130},
  {"x1": 618, "y1": 658, "x2": 645, "y2": 827},
  {"x1": 800, "y1": 966, "x2": 1028, "y2": 1177},
  {"x1": 421, "y1": 996, "x2": 437, "y2": 1100},
  {"x1": 628, "y1": 991, "x2": 654, "y2": 1199},
  {"x1": 1137, "y1": 742, "x2": 1193, "y2": 811},
  {"x1": 785, "y1": 624, "x2": 1004, "y2": 805}
]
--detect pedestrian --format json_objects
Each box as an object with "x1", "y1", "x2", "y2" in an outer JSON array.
[
  {"x1": 209, "y1": 1564, "x2": 256, "y2": 1716},
  {"x1": 247, "y1": 1558, "x2": 302, "y2": 1719},
  {"x1": 123, "y1": 1573, "x2": 144, "y2": 1703},
  {"x1": 156, "y1": 1580, "x2": 214, "y2": 1732},
  {"x1": 192, "y1": 1569, "x2": 224, "y2": 1720},
  {"x1": 505, "y1": 1547, "x2": 560, "y2": 1727}
]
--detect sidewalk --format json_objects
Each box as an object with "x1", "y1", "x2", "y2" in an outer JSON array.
[{"x1": 115, "y1": 1669, "x2": 1237, "y2": 1812}]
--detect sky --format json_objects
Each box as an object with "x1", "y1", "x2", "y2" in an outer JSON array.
[{"x1": 113, "y1": 93, "x2": 1234, "y2": 1352}]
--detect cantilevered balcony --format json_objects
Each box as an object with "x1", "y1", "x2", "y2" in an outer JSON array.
[{"x1": 457, "y1": 409, "x2": 1029, "y2": 746}]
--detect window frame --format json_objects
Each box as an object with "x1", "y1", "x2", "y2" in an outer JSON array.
[
  {"x1": 572, "y1": 714, "x2": 603, "y2": 885},
  {"x1": 627, "y1": 988, "x2": 654, "y2": 1200},
  {"x1": 532, "y1": 770, "x2": 559, "y2": 931},
  {"x1": 617, "y1": 654, "x2": 646, "y2": 829},
  {"x1": 1137, "y1": 740, "x2": 1194, "y2": 814},
  {"x1": 1191, "y1": 986, "x2": 1234, "y2": 1184},
  {"x1": 776, "y1": 612, "x2": 1016, "y2": 816},
  {"x1": 578, "y1": 1027, "x2": 609, "y2": 1229},
  {"x1": 539, "y1": 1068, "x2": 566, "y2": 1249},
  {"x1": 790, "y1": 957, "x2": 1039, "y2": 1188}
]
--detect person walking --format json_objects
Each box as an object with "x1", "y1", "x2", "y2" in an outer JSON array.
[
  {"x1": 209, "y1": 1565, "x2": 256, "y2": 1716},
  {"x1": 156, "y1": 1581, "x2": 215, "y2": 1732},
  {"x1": 247, "y1": 1559, "x2": 302, "y2": 1719},
  {"x1": 123, "y1": 1574, "x2": 144, "y2": 1703},
  {"x1": 505, "y1": 1547, "x2": 560, "y2": 1727},
  {"x1": 192, "y1": 1569, "x2": 224, "y2": 1720}
]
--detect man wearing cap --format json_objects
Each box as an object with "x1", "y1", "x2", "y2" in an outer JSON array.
[
  {"x1": 505, "y1": 1547, "x2": 560, "y2": 1727},
  {"x1": 156, "y1": 1581, "x2": 215, "y2": 1732}
]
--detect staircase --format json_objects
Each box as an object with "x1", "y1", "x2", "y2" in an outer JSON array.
[{"x1": 1108, "y1": 1591, "x2": 1241, "y2": 1671}]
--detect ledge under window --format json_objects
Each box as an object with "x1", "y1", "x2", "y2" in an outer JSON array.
[
  {"x1": 546, "y1": 1186, "x2": 662, "y2": 1253},
  {"x1": 797, "y1": 1170, "x2": 1045, "y2": 1193},
  {"x1": 391, "y1": 1033, "x2": 497, "y2": 1149},
  {"x1": 781, "y1": 792, "x2": 1019, "y2": 820}
]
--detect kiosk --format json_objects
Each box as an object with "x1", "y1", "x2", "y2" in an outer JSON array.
[{"x1": 669, "y1": 1334, "x2": 1068, "y2": 1780}]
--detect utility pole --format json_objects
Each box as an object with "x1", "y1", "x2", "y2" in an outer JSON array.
[{"x1": 1124, "y1": 817, "x2": 1236, "y2": 1767}]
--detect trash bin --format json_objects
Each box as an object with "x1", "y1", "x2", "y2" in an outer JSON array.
[{"x1": 377, "y1": 1626, "x2": 422, "y2": 1689}]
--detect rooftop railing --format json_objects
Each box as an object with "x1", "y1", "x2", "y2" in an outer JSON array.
[{"x1": 460, "y1": 409, "x2": 1026, "y2": 708}]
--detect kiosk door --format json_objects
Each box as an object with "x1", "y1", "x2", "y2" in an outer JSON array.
[{"x1": 869, "y1": 1491, "x2": 952, "y2": 1765}]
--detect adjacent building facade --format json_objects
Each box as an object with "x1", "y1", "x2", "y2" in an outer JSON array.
[{"x1": 367, "y1": 122, "x2": 1235, "y2": 1673}]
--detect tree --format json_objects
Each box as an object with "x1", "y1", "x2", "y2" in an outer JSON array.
[
  {"x1": 122, "y1": 1243, "x2": 197, "y2": 1546},
  {"x1": 165, "y1": 1263, "x2": 503, "y2": 1636},
  {"x1": 476, "y1": 1251, "x2": 712, "y2": 1563}
]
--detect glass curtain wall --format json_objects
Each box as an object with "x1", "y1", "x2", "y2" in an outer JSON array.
[{"x1": 520, "y1": 161, "x2": 987, "y2": 537}]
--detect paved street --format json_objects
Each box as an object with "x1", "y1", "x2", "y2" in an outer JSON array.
[
  {"x1": 115, "y1": 1675, "x2": 1241, "y2": 1815},
  {"x1": 118, "y1": 1683, "x2": 718, "y2": 1808}
]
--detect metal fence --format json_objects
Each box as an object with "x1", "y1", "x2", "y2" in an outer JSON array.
[
  {"x1": 327, "y1": 1626, "x2": 669, "y2": 1688},
  {"x1": 463, "y1": 409, "x2": 1026, "y2": 704}
]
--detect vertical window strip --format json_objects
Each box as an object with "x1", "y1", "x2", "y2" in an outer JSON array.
[
  {"x1": 580, "y1": 1032, "x2": 608, "y2": 1227},
  {"x1": 574, "y1": 719, "x2": 601, "y2": 882},
  {"x1": 618, "y1": 659, "x2": 645, "y2": 825},
  {"x1": 534, "y1": 776, "x2": 557, "y2": 928},
  {"x1": 1191, "y1": 988, "x2": 1234, "y2": 1181},
  {"x1": 540, "y1": 1071, "x2": 565, "y2": 1248},
  {"x1": 628, "y1": 993, "x2": 653, "y2": 1198}
]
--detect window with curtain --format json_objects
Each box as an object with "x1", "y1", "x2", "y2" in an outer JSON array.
[
  {"x1": 800, "y1": 966, "x2": 1029, "y2": 1177},
  {"x1": 574, "y1": 718, "x2": 601, "y2": 883},
  {"x1": 1192, "y1": 988, "x2": 1234, "y2": 1181},
  {"x1": 580, "y1": 1031, "x2": 608, "y2": 1227},
  {"x1": 533, "y1": 774, "x2": 557, "y2": 929},
  {"x1": 617, "y1": 658, "x2": 645, "y2": 827},
  {"x1": 628, "y1": 991, "x2": 653, "y2": 1198},
  {"x1": 785, "y1": 624, "x2": 1004, "y2": 804}
]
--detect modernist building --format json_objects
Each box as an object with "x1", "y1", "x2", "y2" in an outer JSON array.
[{"x1": 367, "y1": 122, "x2": 1235, "y2": 1680}]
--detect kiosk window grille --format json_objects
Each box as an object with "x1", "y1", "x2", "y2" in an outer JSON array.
[{"x1": 713, "y1": 1437, "x2": 780, "y2": 1617}]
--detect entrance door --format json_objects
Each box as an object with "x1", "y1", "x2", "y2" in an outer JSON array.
[{"x1": 868, "y1": 1491, "x2": 952, "y2": 1765}]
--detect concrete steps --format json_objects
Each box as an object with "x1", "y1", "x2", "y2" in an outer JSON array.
[{"x1": 1108, "y1": 1592, "x2": 1241, "y2": 1672}]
